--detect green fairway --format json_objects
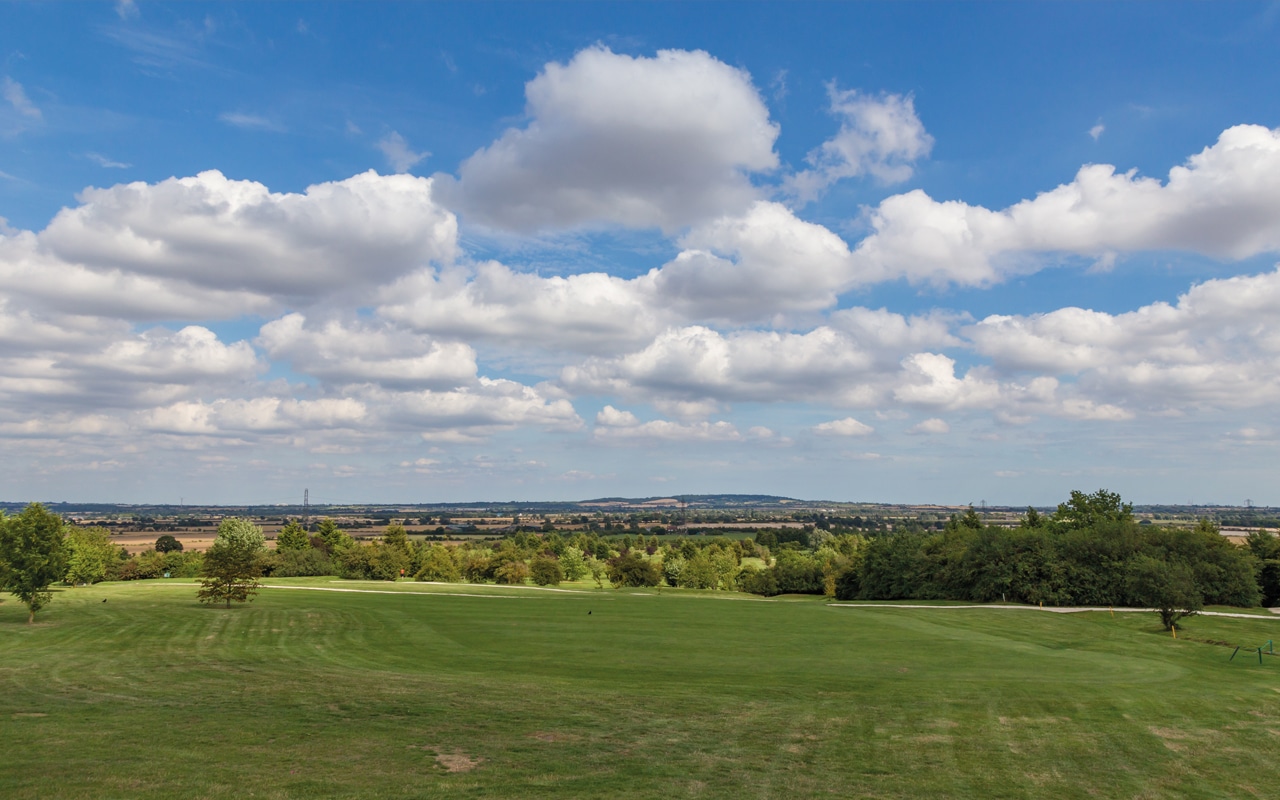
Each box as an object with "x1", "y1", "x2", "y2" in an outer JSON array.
[{"x1": 2, "y1": 580, "x2": 1279, "y2": 799}]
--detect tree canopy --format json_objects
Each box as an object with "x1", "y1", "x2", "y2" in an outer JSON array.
[
  {"x1": 0, "y1": 503, "x2": 69, "y2": 623},
  {"x1": 197, "y1": 518, "x2": 266, "y2": 608}
]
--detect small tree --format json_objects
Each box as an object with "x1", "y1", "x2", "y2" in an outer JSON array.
[
  {"x1": 154, "y1": 534, "x2": 184, "y2": 553},
  {"x1": 558, "y1": 547, "x2": 589, "y2": 582},
  {"x1": 0, "y1": 504, "x2": 69, "y2": 623},
  {"x1": 382, "y1": 523, "x2": 410, "y2": 553},
  {"x1": 198, "y1": 519, "x2": 266, "y2": 608},
  {"x1": 1127, "y1": 555, "x2": 1202, "y2": 630},
  {"x1": 275, "y1": 521, "x2": 310, "y2": 552},
  {"x1": 530, "y1": 555, "x2": 564, "y2": 586},
  {"x1": 415, "y1": 545, "x2": 461, "y2": 582},
  {"x1": 66, "y1": 527, "x2": 117, "y2": 586}
]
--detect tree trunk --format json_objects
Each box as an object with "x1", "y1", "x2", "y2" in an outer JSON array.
[{"x1": 28, "y1": 608, "x2": 34, "y2": 624}]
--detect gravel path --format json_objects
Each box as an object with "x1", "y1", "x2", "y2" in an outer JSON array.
[{"x1": 827, "y1": 603, "x2": 1280, "y2": 620}]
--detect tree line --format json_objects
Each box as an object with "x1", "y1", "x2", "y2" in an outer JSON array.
[{"x1": 3, "y1": 490, "x2": 1278, "y2": 630}]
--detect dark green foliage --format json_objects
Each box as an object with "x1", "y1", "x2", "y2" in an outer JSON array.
[
  {"x1": 530, "y1": 555, "x2": 564, "y2": 586},
  {"x1": 743, "y1": 490, "x2": 1264, "y2": 614},
  {"x1": 1127, "y1": 555, "x2": 1202, "y2": 630},
  {"x1": 834, "y1": 566, "x2": 860, "y2": 601},
  {"x1": 367, "y1": 543, "x2": 409, "y2": 581},
  {"x1": 857, "y1": 531, "x2": 932, "y2": 600},
  {"x1": 1245, "y1": 530, "x2": 1280, "y2": 607},
  {"x1": 737, "y1": 565, "x2": 779, "y2": 596},
  {"x1": 270, "y1": 547, "x2": 334, "y2": 577},
  {"x1": 382, "y1": 523, "x2": 410, "y2": 552},
  {"x1": 0, "y1": 503, "x2": 69, "y2": 623},
  {"x1": 770, "y1": 549, "x2": 823, "y2": 594},
  {"x1": 314, "y1": 518, "x2": 354, "y2": 554},
  {"x1": 274, "y1": 521, "x2": 310, "y2": 552},
  {"x1": 608, "y1": 552, "x2": 661, "y2": 587},
  {"x1": 154, "y1": 534, "x2": 183, "y2": 553}
]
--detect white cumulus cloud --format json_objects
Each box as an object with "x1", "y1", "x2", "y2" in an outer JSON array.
[
  {"x1": 437, "y1": 46, "x2": 779, "y2": 232},
  {"x1": 786, "y1": 85, "x2": 932, "y2": 202},
  {"x1": 814, "y1": 417, "x2": 875, "y2": 437}
]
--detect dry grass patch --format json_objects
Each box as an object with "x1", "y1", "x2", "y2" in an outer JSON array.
[{"x1": 434, "y1": 752, "x2": 481, "y2": 772}]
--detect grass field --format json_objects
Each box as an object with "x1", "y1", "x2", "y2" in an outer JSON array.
[{"x1": 2, "y1": 579, "x2": 1279, "y2": 799}]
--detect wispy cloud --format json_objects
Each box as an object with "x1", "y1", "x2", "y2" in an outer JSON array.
[
  {"x1": 219, "y1": 112, "x2": 285, "y2": 132},
  {"x1": 115, "y1": 0, "x2": 140, "y2": 20},
  {"x1": 86, "y1": 152, "x2": 132, "y2": 169},
  {"x1": 377, "y1": 131, "x2": 429, "y2": 173},
  {"x1": 3, "y1": 77, "x2": 42, "y2": 120},
  {"x1": 100, "y1": 24, "x2": 220, "y2": 73},
  {"x1": 1089, "y1": 122, "x2": 1105, "y2": 141}
]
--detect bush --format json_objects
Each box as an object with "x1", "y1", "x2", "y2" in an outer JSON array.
[
  {"x1": 772, "y1": 549, "x2": 823, "y2": 594},
  {"x1": 738, "y1": 566, "x2": 779, "y2": 596},
  {"x1": 530, "y1": 556, "x2": 564, "y2": 586},
  {"x1": 608, "y1": 552, "x2": 661, "y2": 588},
  {"x1": 495, "y1": 560, "x2": 530, "y2": 585}
]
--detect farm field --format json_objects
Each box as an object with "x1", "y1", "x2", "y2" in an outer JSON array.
[{"x1": 2, "y1": 579, "x2": 1279, "y2": 799}]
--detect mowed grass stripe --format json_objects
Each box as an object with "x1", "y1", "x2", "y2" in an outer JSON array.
[{"x1": 2, "y1": 579, "x2": 1278, "y2": 799}]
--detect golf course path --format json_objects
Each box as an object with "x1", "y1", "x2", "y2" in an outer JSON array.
[
  {"x1": 827, "y1": 603, "x2": 1280, "y2": 620},
  {"x1": 258, "y1": 584, "x2": 544, "y2": 599}
]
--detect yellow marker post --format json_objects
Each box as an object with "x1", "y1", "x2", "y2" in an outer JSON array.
[
  {"x1": 1109, "y1": 606, "x2": 1114, "y2": 617},
  {"x1": 1172, "y1": 624, "x2": 1177, "y2": 639}
]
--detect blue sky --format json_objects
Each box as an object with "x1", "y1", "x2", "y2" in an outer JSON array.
[{"x1": 3, "y1": 1, "x2": 1280, "y2": 505}]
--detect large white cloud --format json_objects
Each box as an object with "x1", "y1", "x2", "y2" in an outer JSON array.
[
  {"x1": 852, "y1": 124, "x2": 1280, "y2": 287},
  {"x1": 379, "y1": 261, "x2": 665, "y2": 355},
  {"x1": 258, "y1": 313, "x2": 478, "y2": 390},
  {"x1": 970, "y1": 266, "x2": 1280, "y2": 409},
  {"x1": 0, "y1": 324, "x2": 260, "y2": 413},
  {"x1": 0, "y1": 230, "x2": 274, "y2": 321},
  {"x1": 564, "y1": 324, "x2": 885, "y2": 406},
  {"x1": 437, "y1": 46, "x2": 779, "y2": 232},
  {"x1": 37, "y1": 169, "x2": 457, "y2": 300},
  {"x1": 640, "y1": 201, "x2": 858, "y2": 321}
]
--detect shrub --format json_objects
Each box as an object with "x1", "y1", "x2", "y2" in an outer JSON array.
[
  {"x1": 495, "y1": 560, "x2": 530, "y2": 585},
  {"x1": 738, "y1": 566, "x2": 779, "y2": 596},
  {"x1": 530, "y1": 555, "x2": 564, "y2": 586},
  {"x1": 608, "y1": 552, "x2": 661, "y2": 588}
]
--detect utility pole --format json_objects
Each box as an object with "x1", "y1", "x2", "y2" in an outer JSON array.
[{"x1": 304, "y1": 488, "x2": 310, "y2": 526}]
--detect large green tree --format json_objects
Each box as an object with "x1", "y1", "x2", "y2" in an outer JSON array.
[
  {"x1": 197, "y1": 518, "x2": 266, "y2": 608},
  {"x1": 0, "y1": 503, "x2": 69, "y2": 623},
  {"x1": 1053, "y1": 489, "x2": 1133, "y2": 530},
  {"x1": 65, "y1": 527, "x2": 117, "y2": 586}
]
